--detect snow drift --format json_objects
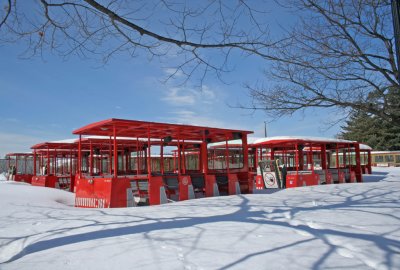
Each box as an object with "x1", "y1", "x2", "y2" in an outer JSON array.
[{"x1": 0, "y1": 168, "x2": 399, "y2": 269}]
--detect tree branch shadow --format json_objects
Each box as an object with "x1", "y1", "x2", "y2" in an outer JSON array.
[{"x1": 1, "y1": 180, "x2": 400, "y2": 269}]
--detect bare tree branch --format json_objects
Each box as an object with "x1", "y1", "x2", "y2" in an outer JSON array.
[{"x1": 0, "y1": 0, "x2": 399, "y2": 128}]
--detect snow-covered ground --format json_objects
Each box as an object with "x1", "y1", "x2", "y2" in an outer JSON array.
[{"x1": 0, "y1": 168, "x2": 399, "y2": 270}]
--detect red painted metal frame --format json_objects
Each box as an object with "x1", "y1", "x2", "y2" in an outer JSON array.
[
  {"x1": 31, "y1": 142, "x2": 78, "y2": 191},
  {"x1": 73, "y1": 118, "x2": 253, "y2": 208},
  {"x1": 252, "y1": 138, "x2": 363, "y2": 189},
  {"x1": 5, "y1": 153, "x2": 34, "y2": 183},
  {"x1": 360, "y1": 149, "x2": 372, "y2": 174}
]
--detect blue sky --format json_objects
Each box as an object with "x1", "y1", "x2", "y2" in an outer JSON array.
[{"x1": 0, "y1": 2, "x2": 343, "y2": 157}]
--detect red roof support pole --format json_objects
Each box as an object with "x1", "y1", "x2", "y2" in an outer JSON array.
[
  {"x1": 298, "y1": 147, "x2": 304, "y2": 171},
  {"x1": 125, "y1": 148, "x2": 130, "y2": 173},
  {"x1": 113, "y1": 126, "x2": 118, "y2": 178},
  {"x1": 62, "y1": 154, "x2": 65, "y2": 175},
  {"x1": 109, "y1": 136, "x2": 112, "y2": 175},
  {"x1": 177, "y1": 132, "x2": 181, "y2": 176},
  {"x1": 160, "y1": 140, "x2": 164, "y2": 174},
  {"x1": 147, "y1": 126, "x2": 151, "y2": 175},
  {"x1": 39, "y1": 153, "x2": 42, "y2": 172},
  {"x1": 182, "y1": 141, "x2": 186, "y2": 175},
  {"x1": 310, "y1": 144, "x2": 314, "y2": 173},
  {"x1": 355, "y1": 143, "x2": 362, "y2": 182},
  {"x1": 99, "y1": 144, "x2": 103, "y2": 174},
  {"x1": 255, "y1": 146, "x2": 259, "y2": 169},
  {"x1": 47, "y1": 146, "x2": 50, "y2": 176},
  {"x1": 348, "y1": 144, "x2": 352, "y2": 169},
  {"x1": 242, "y1": 133, "x2": 249, "y2": 172},
  {"x1": 90, "y1": 141, "x2": 93, "y2": 176},
  {"x1": 78, "y1": 135, "x2": 82, "y2": 177},
  {"x1": 54, "y1": 154, "x2": 56, "y2": 174},
  {"x1": 295, "y1": 143, "x2": 299, "y2": 176},
  {"x1": 69, "y1": 148, "x2": 72, "y2": 176},
  {"x1": 201, "y1": 129, "x2": 208, "y2": 174},
  {"x1": 336, "y1": 144, "x2": 340, "y2": 177},
  {"x1": 321, "y1": 144, "x2": 327, "y2": 170},
  {"x1": 33, "y1": 150, "x2": 37, "y2": 176},
  {"x1": 61, "y1": 154, "x2": 64, "y2": 175},
  {"x1": 136, "y1": 138, "x2": 140, "y2": 175},
  {"x1": 15, "y1": 155, "x2": 18, "y2": 176},
  {"x1": 201, "y1": 141, "x2": 208, "y2": 174},
  {"x1": 199, "y1": 147, "x2": 203, "y2": 172},
  {"x1": 24, "y1": 155, "x2": 27, "y2": 174},
  {"x1": 173, "y1": 151, "x2": 176, "y2": 172},
  {"x1": 225, "y1": 135, "x2": 230, "y2": 175}
]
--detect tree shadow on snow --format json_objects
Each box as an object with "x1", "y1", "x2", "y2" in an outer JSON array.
[
  {"x1": 362, "y1": 171, "x2": 389, "y2": 183},
  {"x1": 2, "y1": 183, "x2": 400, "y2": 269}
]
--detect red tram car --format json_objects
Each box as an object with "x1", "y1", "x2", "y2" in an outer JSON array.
[
  {"x1": 31, "y1": 140, "x2": 78, "y2": 191},
  {"x1": 4, "y1": 153, "x2": 34, "y2": 183},
  {"x1": 252, "y1": 137, "x2": 364, "y2": 189},
  {"x1": 72, "y1": 118, "x2": 253, "y2": 208}
]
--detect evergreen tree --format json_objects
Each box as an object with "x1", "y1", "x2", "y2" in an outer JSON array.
[{"x1": 340, "y1": 111, "x2": 400, "y2": 151}]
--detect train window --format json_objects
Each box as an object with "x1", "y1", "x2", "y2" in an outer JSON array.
[{"x1": 384, "y1": 155, "x2": 394, "y2": 162}]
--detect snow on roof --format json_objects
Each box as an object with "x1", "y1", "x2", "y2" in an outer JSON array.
[
  {"x1": 360, "y1": 144, "x2": 372, "y2": 150},
  {"x1": 48, "y1": 138, "x2": 77, "y2": 144},
  {"x1": 371, "y1": 150, "x2": 400, "y2": 154},
  {"x1": 252, "y1": 136, "x2": 358, "y2": 145},
  {"x1": 208, "y1": 136, "x2": 366, "y2": 148},
  {"x1": 208, "y1": 137, "x2": 262, "y2": 147}
]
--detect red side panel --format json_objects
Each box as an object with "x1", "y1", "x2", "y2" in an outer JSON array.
[
  {"x1": 286, "y1": 173, "x2": 319, "y2": 188},
  {"x1": 15, "y1": 174, "x2": 33, "y2": 184},
  {"x1": 31, "y1": 175, "x2": 57, "y2": 188},
  {"x1": 70, "y1": 175, "x2": 76, "y2": 192},
  {"x1": 236, "y1": 171, "x2": 252, "y2": 194},
  {"x1": 247, "y1": 172, "x2": 254, "y2": 194},
  {"x1": 46, "y1": 176, "x2": 58, "y2": 188},
  {"x1": 75, "y1": 176, "x2": 112, "y2": 208},
  {"x1": 178, "y1": 175, "x2": 193, "y2": 201},
  {"x1": 338, "y1": 171, "x2": 345, "y2": 183},
  {"x1": 148, "y1": 176, "x2": 164, "y2": 205},
  {"x1": 325, "y1": 172, "x2": 333, "y2": 184},
  {"x1": 205, "y1": 174, "x2": 216, "y2": 197},
  {"x1": 31, "y1": 175, "x2": 46, "y2": 187},
  {"x1": 228, "y1": 173, "x2": 239, "y2": 195},
  {"x1": 350, "y1": 171, "x2": 356, "y2": 182},
  {"x1": 110, "y1": 178, "x2": 131, "y2": 207}
]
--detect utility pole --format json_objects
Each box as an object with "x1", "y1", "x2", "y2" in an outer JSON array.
[
  {"x1": 392, "y1": 0, "x2": 400, "y2": 81},
  {"x1": 264, "y1": 121, "x2": 267, "y2": 137}
]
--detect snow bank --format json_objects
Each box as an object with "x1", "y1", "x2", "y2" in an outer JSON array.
[
  {"x1": 0, "y1": 172, "x2": 7, "y2": 181},
  {"x1": 0, "y1": 168, "x2": 399, "y2": 269}
]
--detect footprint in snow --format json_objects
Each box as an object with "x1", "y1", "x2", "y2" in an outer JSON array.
[
  {"x1": 306, "y1": 221, "x2": 322, "y2": 229},
  {"x1": 337, "y1": 247, "x2": 354, "y2": 258},
  {"x1": 295, "y1": 230, "x2": 312, "y2": 237},
  {"x1": 283, "y1": 212, "x2": 292, "y2": 220}
]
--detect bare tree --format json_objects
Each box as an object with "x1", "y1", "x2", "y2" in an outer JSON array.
[
  {"x1": 0, "y1": 0, "x2": 399, "y2": 126},
  {"x1": 246, "y1": 0, "x2": 399, "y2": 126},
  {"x1": 0, "y1": 0, "x2": 272, "y2": 86}
]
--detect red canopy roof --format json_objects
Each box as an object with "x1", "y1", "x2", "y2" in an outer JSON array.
[{"x1": 73, "y1": 118, "x2": 253, "y2": 143}]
